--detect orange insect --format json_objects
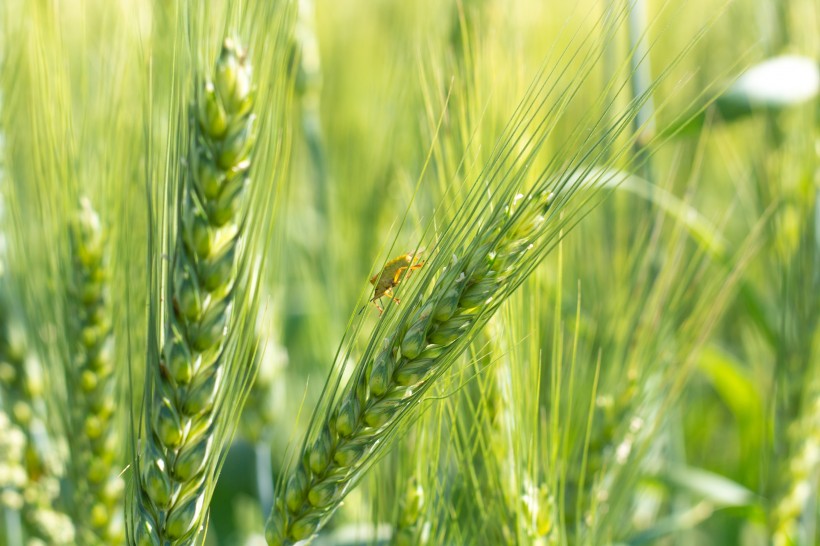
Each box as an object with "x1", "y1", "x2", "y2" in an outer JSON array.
[{"x1": 369, "y1": 251, "x2": 425, "y2": 314}]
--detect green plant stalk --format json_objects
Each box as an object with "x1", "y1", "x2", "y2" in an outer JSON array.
[
  {"x1": 626, "y1": 0, "x2": 656, "y2": 155},
  {"x1": 265, "y1": 189, "x2": 554, "y2": 545},
  {"x1": 67, "y1": 198, "x2": 121, "y2": 544},
  {"x1": 132, "y1": 38, "x2": 256, "y2": 546}
]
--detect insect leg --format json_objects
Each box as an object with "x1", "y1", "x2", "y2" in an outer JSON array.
[
  {"x1": 407, "y1": 261, "x2": 424, "y2": 276},
  {"x1": 384, "y1": 288, "x2": 401, "y2": 305},
  {"x1": 392, "y1": 266, "x2": 409, "y2": 285}
]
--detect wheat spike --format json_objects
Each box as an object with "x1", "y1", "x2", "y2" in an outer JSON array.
[
  {"x1": 64, "y1": 198, "x2": 123, "y2": 544},
  {"x1": 389, "y1": 476, "x2": 426, "y2": 546},
  {"x1": 132, "y1": 37, "x2": 256, "y2": 546},
  {"x1": 266, "y1": 190, "x2": 554, "y2": 545},
  {"x1": 0, "y1": 289, "x2": 76, "y2": 544}
]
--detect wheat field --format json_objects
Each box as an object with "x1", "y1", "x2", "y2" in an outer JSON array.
[{"x1": 0, "y1": 0, "x2": 818, "y2": 545}]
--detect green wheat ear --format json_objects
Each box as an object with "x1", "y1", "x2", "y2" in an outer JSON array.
[
  {"x1": 66, "y1": 197, "x2": 123, "y2": 544},
  {"x1": 132, "y1": 37, "x2": 255, "y2": 546},
  {"x1": 265, "y1": 190, "x2": 555, "y2": 545},
  {"x1": 0, "y1": 287, "x2": 76, "y2": 544},
  {"x1": 389, "y1": 476, "x2": 426, "y2": 546}
]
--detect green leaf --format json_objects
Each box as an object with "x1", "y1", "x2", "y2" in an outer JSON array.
[
  {"x1": 568, "y1": 167, "x2": 727, "y2": 257},
  {"x1": 662, "y1": 465, "x2": 758, "y2": 508}
]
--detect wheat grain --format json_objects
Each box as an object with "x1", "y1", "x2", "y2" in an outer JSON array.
[{"x1": 131, "y1": 37, "x2": 256, "y2": 546}]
